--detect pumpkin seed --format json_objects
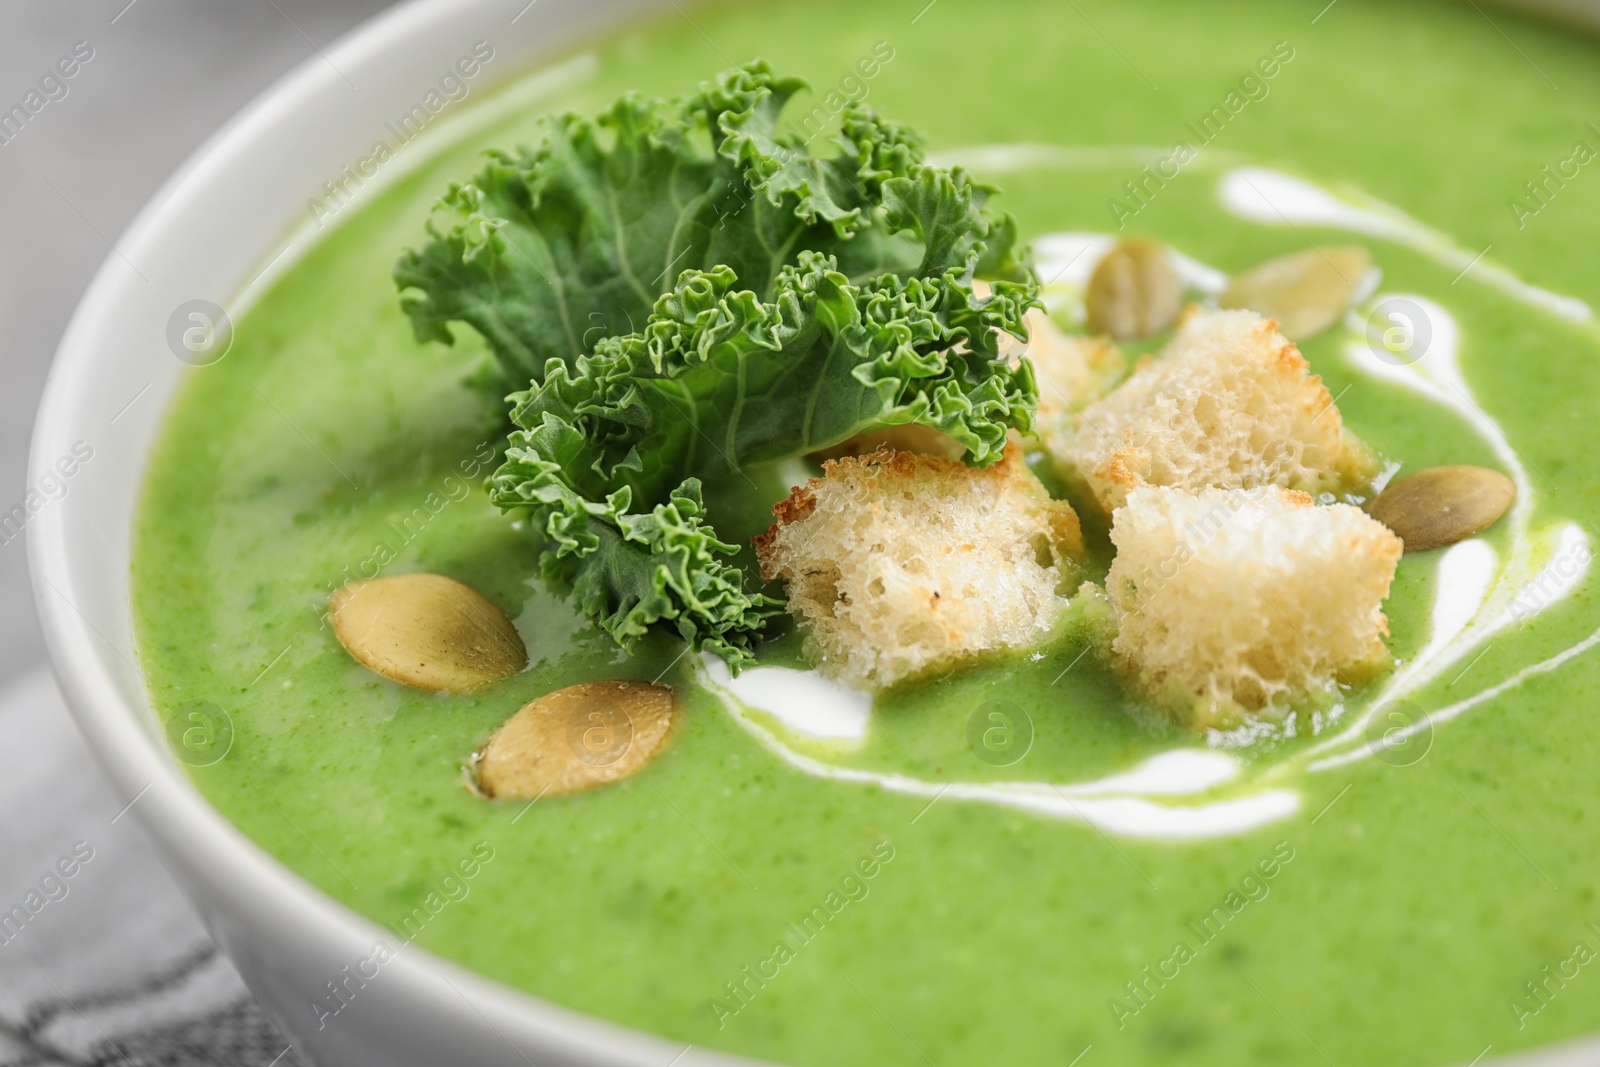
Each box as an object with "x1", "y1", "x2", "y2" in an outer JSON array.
[
  {"x1": 1085, "y1": 238, "x2": 1182, "y2": 341},
  {"x1": 476, "y1": 680, "x2": 677, "y2": 799},
  {"x1": 1219, "y1": 245, "x2": 1373, "y2": 341},
  {"x1": 329, "y1": 573, "x2": 526, "y2": 693},
  {"x1": 1367, "y1": 466, "x2": 1515, "y2": 552}
]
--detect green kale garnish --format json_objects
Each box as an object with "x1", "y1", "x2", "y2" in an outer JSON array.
[{"x1": 396, "y1": 62, "x2": 1040, "y2": 668}]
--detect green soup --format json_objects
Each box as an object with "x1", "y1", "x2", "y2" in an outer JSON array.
[{"x1": 132, "y1": 0, "x2": 1600, "y2": 1064}]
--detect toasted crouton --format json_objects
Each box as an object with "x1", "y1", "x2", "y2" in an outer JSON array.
[
  {"x1": 974, "y1": 277, "x2": 1127, "y2": 437},
  {"x1": 1030, "y1": 328, "x2": 1125, "y2": 429},
  {"x1": 1026, "y1": 319, "x2": 1126, "y2": 459},
  {"x1": 1050, "y1": 308, "x2": 1374, "y2": 512},
  {"x1": 1105, "y1": 485, "x2": 1402, "y2": 728},
  {"x1": 809, "y1": 423, "x2": 966, "y2": 462},
  {"x1": 972, "y1": 278, "x2": 1126, "y2": 406},
  {"x1": 755, "y1": 443, "x2": 1082, "y2": 688}
]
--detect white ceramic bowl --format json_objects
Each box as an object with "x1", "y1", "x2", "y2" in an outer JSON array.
[
  {"x1": 27, "y1": 0, "x2": 758, "y2": 1063},
  {"x1": 29, "y1": 0, "x2": 1600, "y2": 1065}
]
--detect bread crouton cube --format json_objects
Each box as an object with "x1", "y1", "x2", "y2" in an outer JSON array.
[
  {"x1": 808, "y1": 422, "x2": 966, "y2": 462},
  {"x1": 754, "y1": 443, "x2": 1082, "y2": 689},
  {"x1": 977, "y1": 278, "x2": 1127, "y2": 425},
  {"x1": 1031, "y1": 328, "x2": 1125, "y2": 429},
  {"x1": 1025, "y1": 317, "x2": 1125, "y2": 456},
  {"x1": 977, "y1": 276, "x2": 1127, "y2": 442},
  {"x1": 1051, "y1": 307, "x2": 1374, "y2": 512},
  {"x1": 1106, "y1": 485, "x2": 1401, "y2": 728}
]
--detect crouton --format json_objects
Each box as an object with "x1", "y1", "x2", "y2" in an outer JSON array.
[
  {"x1": 809, "y1": 423, "x2": 966, "y2": 462},
  {"x1": 974, "y1": 276, "x2": 1127, "y2": 439},
  {"x1": 1029, "y1": 327, "x2": 1125, "y2": 428},
  {"x1": 1025, "y1": 319, "x2": 1126, "y2": 462},
  {"x1": 754, "y1": 443, "x2": 1082, "y2": 688},
  {"x1": 1050, "y1": 307, "x2": 1375, "y2": 512},
  {"x1": 1105, "y1": 485, "x2": 1402, "y2": 728}
]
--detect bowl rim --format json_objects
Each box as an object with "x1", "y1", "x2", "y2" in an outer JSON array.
[{"x1": 26, "y1": 0, "x2": 1600, "y2": 1064}]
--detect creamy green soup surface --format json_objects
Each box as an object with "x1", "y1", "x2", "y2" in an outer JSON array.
[{"x1": 132, "y1": 1, "x2": 1600, "y2": 1064}]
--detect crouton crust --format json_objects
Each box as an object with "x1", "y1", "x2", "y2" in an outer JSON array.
[
  {"x1": 1106, "y1": 485, "x2": 1402, "y2": 728},
  {"x1": 1051, "y1": 308, "x2": 1376, "y2": 512},
  {"x1": 807, "y1": 423, "x2": 966, "y2": 462},
  {"x1": 1032, "y1": 329, "x2": 1126, "y2": 430},
  {"x1": 755, "y1": 443, "x2": 1082, "y2": 688}
]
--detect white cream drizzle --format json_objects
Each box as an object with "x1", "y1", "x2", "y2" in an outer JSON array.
[
  {"x1": 696, "y1": 154, "x2": 1598, "y2": 838},
  {"x1": 1422, "y1": 540, "x2": 1499, "y2": 664},
  {"x1": 1033, "y1": 233, "x2": 1228, "y2": 301},
  {"x1": 1218, "y1": 167, "x2": 1594, "y2": 325},
  {"x1": 698, "y1": 653, "x2": 1299, "y2": 839},
  {"x1": 928, "y1": 143, "x2": 1244, "y2": 175},
  {"x1": 700, "y1": 656, "x2": 871, "y2": 743},
  {"x1": 1291, "y1": 277, "x2": 1592, "y2": 771},
  {"x1": 1304, "y1": 522, "x2": 1591, "y2": 773}
]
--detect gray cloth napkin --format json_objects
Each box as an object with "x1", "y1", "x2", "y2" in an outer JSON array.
[{"x1": 0, "y1": 667, "x2": 303, "y2": 1067}]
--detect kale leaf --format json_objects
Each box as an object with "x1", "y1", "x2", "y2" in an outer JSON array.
[
  {"x1": 394, "y1": 61, "x2": 1025, "y2": 383},
  {"x1": 491, "y1": 251, "x2": 1038, "y2": 667},
  {"x1": 397, "y1": 63, "x2": 1040, "y2": 667}
]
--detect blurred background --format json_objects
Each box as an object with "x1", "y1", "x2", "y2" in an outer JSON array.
[{"x1": 0, "y1": 5, "x2": 392, "y2": 1064}]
